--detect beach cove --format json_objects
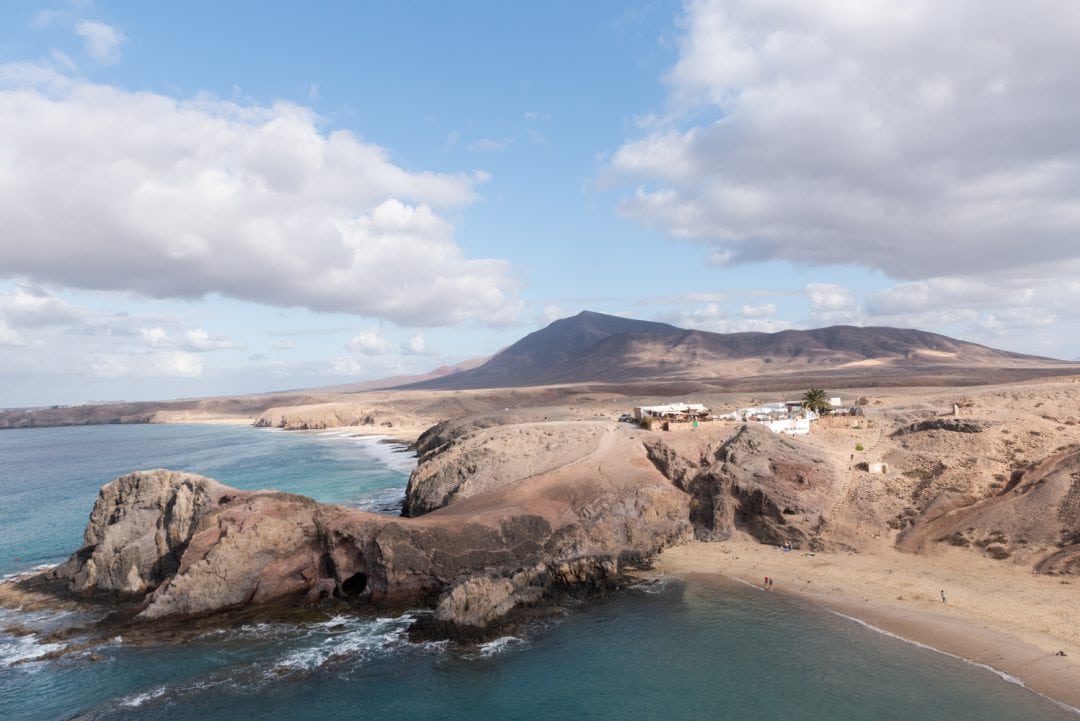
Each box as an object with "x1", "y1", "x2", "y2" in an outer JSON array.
[
  {"x1": 655, "y1": 539, "x2": 1080, "y2": 712},
  {"x1": 0, "y1": 424, "x2": 1076, "y2": 719}
]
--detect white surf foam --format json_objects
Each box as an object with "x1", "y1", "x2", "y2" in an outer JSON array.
[
  {"x1": 269, "y1": 615, "x2": 413, "y2": 673},
  {"x1": 826, "y1": 609, "x2": 1080, "y2": 717},
  {"x1": 0, "y1": 632, "x2": 66, "y2": 667},
  {"x1": 120, "y1": 685, "x2": 168, "y2": 707},
  {"x1": 476, "y1": 635, "x2": 526, "y2": 658},
  {"x1": 349, "y1": 435, "x2": 418, "y2": 474},
  {"x1": 2, "y1": 563, "x2": 58, "y2": 582}
]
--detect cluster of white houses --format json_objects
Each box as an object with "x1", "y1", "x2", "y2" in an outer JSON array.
[{"x1": 632, "y1": 397, "x2": 846, "y2": 436}]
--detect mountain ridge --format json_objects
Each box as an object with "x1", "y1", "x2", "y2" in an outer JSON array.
[{"x1": 402, "y1": 310, "x2": 1061, "y2": 391}]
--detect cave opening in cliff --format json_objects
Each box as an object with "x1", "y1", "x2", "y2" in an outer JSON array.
[{"x1": 341, "y1": 572, "x2": 368, "y2": 597}]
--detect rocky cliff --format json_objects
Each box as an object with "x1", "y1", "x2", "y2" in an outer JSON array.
[
  {"x1": 644, "y1": 424, "x2": 840, "y2": 548},
  {"x1": 33, "y1": 421, "x2": 692, "y2": 639}
]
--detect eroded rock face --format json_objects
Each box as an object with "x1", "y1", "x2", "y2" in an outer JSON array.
[
  {"x1": 646, "y1": 424, "x2": 838, "y2": 547},
  {"x1": 40, "y1": 419, "x2": 694, "y2": 638},
  {"x1": 893, "y1": 418, "x2": 987, "y2": 436},
  {"x1": 53, "y1": 470, "x2": 230, "y2": 595}
]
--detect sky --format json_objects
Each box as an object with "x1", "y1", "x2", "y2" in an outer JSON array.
[{"x1": 1, "y1": 0, "x2": 1079, "y2": 408}]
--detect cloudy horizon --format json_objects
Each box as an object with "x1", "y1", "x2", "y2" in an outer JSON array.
[{"x1": 2, "y1": 0, "x2": 1079, "y2": 407}]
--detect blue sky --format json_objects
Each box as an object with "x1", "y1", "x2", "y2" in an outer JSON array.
[{"x1": 2, "y1": 1, "x2": 1079, "y2": 407}]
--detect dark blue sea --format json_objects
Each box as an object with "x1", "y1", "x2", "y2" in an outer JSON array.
[{"x1": 0, "y1": 424, "x2": 1075, "y2": 720}]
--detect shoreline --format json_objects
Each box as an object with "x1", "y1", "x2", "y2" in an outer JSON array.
[{"x1": 652, "y1": 540, "x2": 1080, "y2": 713}]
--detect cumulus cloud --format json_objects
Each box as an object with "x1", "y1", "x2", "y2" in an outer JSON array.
[
  {"x1": 183, "y1": 328, "x2": 235, "y2": 352},
  {"x1": 401, "y1": 332, "x2": 436, "y2": 356},
  {"x1": 0, "y1": 286, "x2": 79, "y2": 327},
  {"x1": 90, "y1": 350, "x2": 202, "y2": 378},
  {"x1": 806, "y1": 283, "x2": 861, "y2": 325},
  {"x1": 140, "y1": 327, "x2": 170, "y2": 347},
  {"x1": 0, "y1": 67, "x2": 520, "y2": 326},
  {"x1": 610, "y1": 1, "x2": 1080, "y2": 281},
  {"x1": 655, "y1": 301, "x2": 793, "y2": 333},
  {"x1": 794, "y1": 275, "x2": 1080, "y2": 357},
  {"x1": 347, "y1": 330, "x2": 392, "y2": 355},
  {"x1": 741, "y1": 302, "x2": 776, "y2": 318},
  {"x1": 75, "y1": 20, "x2": 124, "y2": 65}
]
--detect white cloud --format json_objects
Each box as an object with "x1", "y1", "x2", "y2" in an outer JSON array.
[
  {"x1": 183, "y1": 328, "x2": 234, "y2": 352},
  {"x1": 0, "y1": 286, "x2": 78, "y2": 327},
  {"x1": 542, "y1": 304, "x2": 564, "y2": 324},
  {"x1": 0, "y1": 67, "x2": 521, "y2": 326},
  {"x1": 90, "y1": 350, "x2": 202, "y2": 378},
  {"x1": 140, "y1": 327, "x2": 169, "y2": 347},
  {"x1": 347, "y1": 330, "x2": 392, "y2": 355},
  {"x1": 155, "y1": 351, "x2": 202, "y2": 377},
  {"x1": 610, "y1": 1, "x2": 1080, "y2": 281},
  {"x1": 0, "y1": 320, "x2": 25, "y2": 347},
  {"x1": 75, "y1": 20, "x2": 125, "y2": 65},
  {"x1": 401, "y1": 332, "x2": 436, "y2": 356},
  {"x1": 741, "y1": 302, "x2": 776, "y2": 318},
  {"x1": 271, "y1": 339, "x2": 298, "y2": 351},
  {"x1": 655, "y1": 301, "x2": 794, "y2": 333},
  {"x1": 806, "y1": 283, "x2": 861, "y2": 325},
  {"x1": 330, "y1": 356, "x2": 364, "y2": 375},
  {"x1": 31, "y1": 9, "x2": 69, "y2": 29}
]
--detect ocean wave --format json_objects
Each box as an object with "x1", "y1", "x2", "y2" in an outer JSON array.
[
  {"x1": 268, "y1": 615, "x2": 415, "y2": 674},
  {"x1": 628, "y1": 576, "x2": 678, "y2": 595},
  {"x1": 355, "y1": 486, "x2": 407, "y2": 514},
  {"x1": 0, "y1": 631, "x2": 67, "y2": 668},
  {"x1": 119, "y1": 685, "x2": 168, "y2": 707},
  {"x1": 349, "y1": 435, "x2": 418, "y2": 474},
  {"x1": 475, "y1": 635, "x2": 526, "y2": 658},
  {"x1": 1, "y1": 562, "x2": 59, "y2": 582}
]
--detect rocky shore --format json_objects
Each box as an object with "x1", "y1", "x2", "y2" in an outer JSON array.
[
  {"x1": 4, "y1": 420, "x2": 698, "y2": 643},
  {"x1": 5, "y1": 379, "x2": 1080, "y2": 662}
]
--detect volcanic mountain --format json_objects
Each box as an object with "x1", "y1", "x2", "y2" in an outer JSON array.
[{"x1": 403, "y1": 311, "x2": 1063, "y2": 390}]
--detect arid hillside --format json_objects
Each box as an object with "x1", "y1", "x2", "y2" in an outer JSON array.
[{"x1": 403, "y1": 311, "x2": 1068, "y2": 390}]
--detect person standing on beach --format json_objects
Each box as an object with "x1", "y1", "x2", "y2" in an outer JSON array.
[{"x1": 940, "y1": 589, "x2": 946, "y2": 603}]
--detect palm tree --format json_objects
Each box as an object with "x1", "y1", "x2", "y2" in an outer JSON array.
[{"x1": 801, "y1": 387, "x2": 831, "y2": 416}]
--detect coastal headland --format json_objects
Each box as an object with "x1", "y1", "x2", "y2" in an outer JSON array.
[{"x1": 3, "y1": 316, "x2": 1079, "y2": 708}]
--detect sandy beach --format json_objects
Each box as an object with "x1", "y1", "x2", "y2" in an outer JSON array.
[{"x1": 653, "y1": 539, "x2": 1080, "y2": 712}]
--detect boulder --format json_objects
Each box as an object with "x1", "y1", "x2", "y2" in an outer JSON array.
[{"x1": 52, "y1": 470, "x2": 230, "y2": 595}]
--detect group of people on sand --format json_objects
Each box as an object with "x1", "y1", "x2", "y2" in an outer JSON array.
[{"x1": 763, "y1": 576, "x2": 775, "y2": 590}]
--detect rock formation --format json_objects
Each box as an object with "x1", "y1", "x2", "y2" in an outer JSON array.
[
  {"x1": 897, "y1": 446, "x2": 1080, "y2": 573},
  {"x1": 36, "y1": 421, "x2": 692, "y2": 638},
  {"x1": 645, "y1": 424, "x2": 839, "y2": 548}
]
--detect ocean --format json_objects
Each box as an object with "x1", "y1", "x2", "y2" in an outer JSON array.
[{"x1": 0, "y1": 424, "x2": 1075, "y2": 721}]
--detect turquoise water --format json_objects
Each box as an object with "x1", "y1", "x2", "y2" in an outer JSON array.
[{"x1": 0, "y1": 425, "x2": 1076, "y2": 720}]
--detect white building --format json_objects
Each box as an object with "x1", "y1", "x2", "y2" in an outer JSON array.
[{"x1": 633, "y1": 403, "x2": 710, "y2": 421}]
